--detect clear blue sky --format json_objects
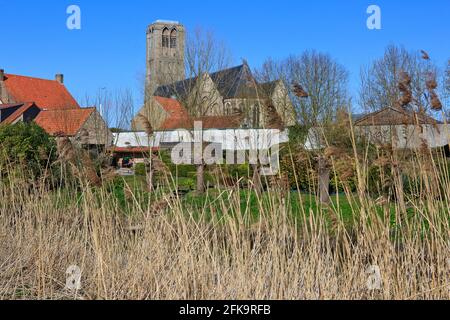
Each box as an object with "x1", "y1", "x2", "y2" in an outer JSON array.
[{"x1": 1, "y1": 0, "x2": 449, "y2": 111}]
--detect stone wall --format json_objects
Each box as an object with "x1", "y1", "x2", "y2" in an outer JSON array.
[
  {"x1": 146, "y1": 21, "x2": 185, "y2": 100},
  {"x1": 74, "y1": 110, "x2": 113, "y2": 147}
]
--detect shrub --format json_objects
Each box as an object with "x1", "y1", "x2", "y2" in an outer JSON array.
[{"x1": 0, "y1": 122, "x2": 57, "y2": 178}]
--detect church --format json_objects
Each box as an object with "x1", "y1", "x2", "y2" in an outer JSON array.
[{"x1": 132, "y1": 20, "x2": 297, "y2": 131}]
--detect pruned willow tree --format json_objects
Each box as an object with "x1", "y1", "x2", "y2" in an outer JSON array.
[
  {"x1": 256, "y1": 51, "x2": 351, "y2": 205},
  {"x1": 359, "y1": 47, "x2": 445, "y2": 210}
]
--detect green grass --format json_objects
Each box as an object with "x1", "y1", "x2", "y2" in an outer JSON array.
[
  {"x1": 104, "y1": 176, "x2": 447, "y2": 234},
  {"x1": 181, "y1": 189, "x2": 358, "y2": 226}
]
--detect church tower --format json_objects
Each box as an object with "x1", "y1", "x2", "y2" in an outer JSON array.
[{"x1": 146, "y1": 20, "x2": 185, "y2": 101}]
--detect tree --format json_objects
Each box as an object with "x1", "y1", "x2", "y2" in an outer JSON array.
[
  {"x1": 148, "y1": 28, "x2": 233, "y2": 194},
  {"x1": 256, "y1": 51, "x2": 350, "y2": 204},
  {"x1": 444, "y1": 60, "x2": 450, "y2": 117},
  {"x1": 360, "y1": 45, "x2": 439, "y2": 113},
  {"x1": 0, "y1": 122, "x2": 57, "y2": 178},
  {"x1": 256, "y1": 51, "x2": 349, "y2": 127},
  {"x1": 81, "y1": 88, "x2": 136, "y2": 131},
  {"x1": 446, "y1": 60, "x2": 450, "y2": 94}
]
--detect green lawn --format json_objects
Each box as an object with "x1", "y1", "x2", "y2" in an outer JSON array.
[{"x1": 110, "y1": 176, "x2": 433, "y2": 231}]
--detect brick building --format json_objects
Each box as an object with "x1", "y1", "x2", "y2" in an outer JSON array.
[{"x1": 0, "y1": 69, "x2": 112, "y2": 149}]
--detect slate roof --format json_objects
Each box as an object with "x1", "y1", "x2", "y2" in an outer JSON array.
[
  {"x1": 153, "y1": 64, "x2": 276, "y2": 101},
  {"x1": 1, "y1": 102, "x2": 41, "y2": 124}
]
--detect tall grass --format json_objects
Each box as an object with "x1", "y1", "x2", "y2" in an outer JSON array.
[{"x1": 0, "y1": 145, "x2": 448, "y2": 300}]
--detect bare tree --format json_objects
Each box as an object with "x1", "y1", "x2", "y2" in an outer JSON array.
[
  {"x1": 446, "y1": 60, "x2": 450, "y2": 94},
  {"x1": 360, "y1": 45, "x2": 439, "y2": 113},
  {"x1": 81, "y1": 88, "x2": 135, "y2": 131},
  {"x1": 444, "y1": 60, "x2": 450, "y2": 118},
  {"x1": 153, "y1": 28, "x2": 233, "y2": 194},
  {"x1": 256, "y1": 51, "x2": 349, "y2": 127},
  {"x1": 256, "y1": 52, "x2": 349, "y2": 204}
]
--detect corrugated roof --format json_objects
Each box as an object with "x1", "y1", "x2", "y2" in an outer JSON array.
[
  {"x1": 3, "y1": 74, "x2": 80, "y2": 110},
  {"x1": 34, "y1": 108, "x2": 95, "y2": 136}
]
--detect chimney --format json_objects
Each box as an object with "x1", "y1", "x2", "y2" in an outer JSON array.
[
  {"x1": 0, "y1": 69, "x2": 4, "y2": 82},
  {"x1": 55, "y1": 74, "x2": 64, "y2": 84}
]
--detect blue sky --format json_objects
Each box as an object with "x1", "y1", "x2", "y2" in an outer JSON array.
[{"x1": 0, "y1": 0, "x2": 449, "y2": 111}]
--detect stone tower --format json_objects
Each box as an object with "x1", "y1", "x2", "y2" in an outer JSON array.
[{"x1": 146, "y1": 20, "x2": 185, "y2": 101}]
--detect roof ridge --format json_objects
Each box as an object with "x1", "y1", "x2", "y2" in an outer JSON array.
[{"x1": 5, "y1": 73, "x2": 61, "y2": 83}]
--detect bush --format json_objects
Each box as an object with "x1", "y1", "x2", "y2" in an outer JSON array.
[{"x1": 0, "y1": 122, "x2": 57, "y2": 178}]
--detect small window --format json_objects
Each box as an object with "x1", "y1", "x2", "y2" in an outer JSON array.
[{"x1": 225, "y1": 102, "x2": 232, "y2": 115}]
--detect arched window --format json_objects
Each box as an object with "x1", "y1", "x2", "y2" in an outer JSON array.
[
  {"x1": 225, "y1": 102, "x2": 232, "y2": 115},
  {"x1": 170, "y1": 29, "x2": 177, "y2": 49},
  {"x1": 252, "y1": 105, "x2": 260, "y2": 127},
  {"x1": 162, "y1": 28, "x2": 169, "y2": 48}
]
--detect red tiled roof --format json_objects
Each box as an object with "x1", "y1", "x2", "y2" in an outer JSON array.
[
  {"x1": 34, "y1": 108, "x2": 95, "y2": 136},
  {"x1": 108, "y1": 147, "x2": 160, "y2": 154},
  {"x1": 0, "y1": 103, "x2": 27, "y2": 110},
  {"x1": 3, "y1": 74, "x2": 80, "y2": 110},
  {"x1": 154, "y1": 96, "x2": 188, "y2": 118},
  {"x1": 2, "y1": 102, "x2": 40, "y2": 124},
  {"x1": 161, "y1": 115, "x2": 244, "y2": 130},
  {"x1": 154, "y1": 96, "x2": 244, "y2": 130}
]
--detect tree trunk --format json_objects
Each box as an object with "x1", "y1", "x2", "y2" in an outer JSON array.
[
  {"x1": 318, "y1": 156, "x2": 330, "y2": 205},
  {"x1": 252, "y1": 164, "x2": 263, "y2": 195},
  {"x1": 196, "y1": 162, "x2": 205, "y2": 194}
]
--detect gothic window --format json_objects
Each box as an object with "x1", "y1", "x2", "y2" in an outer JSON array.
[
  {"x1": 162, "y1": 28, "x2": 170, "y2": 48},
  {"x1": 170, "y1": 29, "x2": 178, "y2": 49},
  {"x1": 252, "y1": 105, "x2": 260, "y2": 127},
  {"x1": 225, "y1": 102, "x2": 232, "y2": 115}
]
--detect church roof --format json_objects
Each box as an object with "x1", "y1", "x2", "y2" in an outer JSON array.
[
  {"x1": 154, "y1": 96, "x2": 188, "y2": 118},
  {"x1": 153, "y1": 63, "x2": 276, "y2": 101},
  {"x1": 160, "y1": 115, "x2": 245, "y2": 130}
]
